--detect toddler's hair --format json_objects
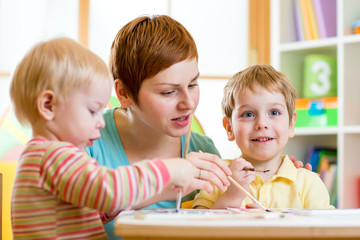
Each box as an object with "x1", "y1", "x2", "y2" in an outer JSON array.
[{"x1": 10, "y1": 37, "x2": 112, "y2": 125}]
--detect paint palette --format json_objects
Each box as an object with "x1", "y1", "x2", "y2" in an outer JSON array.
[{"x1": 132, "y1": 208, "x2": 286, "y2": 221}]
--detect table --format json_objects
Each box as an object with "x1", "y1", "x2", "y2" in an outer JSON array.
[{"x1": 115, "y1": 209, "x2": 360, "y2": 240}]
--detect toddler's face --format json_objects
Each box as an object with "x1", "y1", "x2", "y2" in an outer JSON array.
[
  {"x1": 51, "y1": 81, "x2": 112, "y2": 150},
  {"x1": 225, "y1": 86, "x2": 296, "y2": 162}
]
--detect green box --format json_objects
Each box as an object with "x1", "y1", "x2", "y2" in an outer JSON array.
[
  {"x1": 295, "y1": 97, "x2": 338, "y2": 128},
  {"x1": 295, "y1": 108, "x2": 338, "y2": 127},
  {"x1": 303, "y1": 54, "x2": 337, "y2": 99}
]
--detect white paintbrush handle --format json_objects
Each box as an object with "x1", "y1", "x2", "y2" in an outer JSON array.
[
  {"x1": 228, "y1": 176, "x2": 268, "y2": 211},
  {"x1": 175, "y1": 114, "x2": 193, "y2": 212}
]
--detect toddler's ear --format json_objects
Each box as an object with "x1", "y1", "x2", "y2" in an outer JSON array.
[
  {"x1": 114, "y1": 79, "x2": 132, "y2": 108},
  {"x1": 222, "y1": 117, "x2": 235, "y2": 141},
  {"x1": 37, "y1": 90, "x2": 56, "y2": 121}
]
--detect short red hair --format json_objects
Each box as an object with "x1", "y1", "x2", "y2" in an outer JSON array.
[{"x1": 109, "y1": 15, "x2": 198, "y2": 105}]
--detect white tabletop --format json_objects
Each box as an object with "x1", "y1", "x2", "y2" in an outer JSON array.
[{"x1": 115, "y1": 208, "x2": 360, "y2": 239}]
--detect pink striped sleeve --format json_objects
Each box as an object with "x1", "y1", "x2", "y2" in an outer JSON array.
[
  {"x1": 40, "y1": 142, "x2": 171, "y2": 213},
  {"x1": 148, "y1": 158, "x2": 170, "y2": 187}
]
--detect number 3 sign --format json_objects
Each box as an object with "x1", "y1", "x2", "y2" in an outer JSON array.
[{"x1": 303, "y1": 54, "x2": 337, "y2": 99}]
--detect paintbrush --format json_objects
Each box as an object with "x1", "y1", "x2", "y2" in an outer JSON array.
[
  {"x1": 227, "y1": 176, "x2": 271, "y2": 212},
  {"x1": 175, "y1": 114, "x2": 193, "y2": 212},
  {"x1": 243, "y1": 167, "x2": 270, "y2": 173}
]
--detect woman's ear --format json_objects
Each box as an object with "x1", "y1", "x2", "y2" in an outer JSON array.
[
  {"x1": 37, "y1": 90, "x2": 56, "y2": 121},
  {"x1": 223, "y1": 116, "x2": 235, "y2": 141},
  {"x1": 114, "y1": 79, "x2": 132, "y2": 108}
]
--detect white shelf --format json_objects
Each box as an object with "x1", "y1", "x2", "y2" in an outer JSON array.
[
  {"x1": 271, "y1": 0, "x2": 360, "y2": 209},
  {"x1": 279, "y1": 38, "x2": 338, "y2": 52},
  {"x1": 343, "y1": 34, "x2": 360, "y2": 44},
  {"x1": 295, "y1": 127, "x2": 338, "y2": 136},
  {"x1": 344, "y1": 126, "x2": 360, "y2": 134}
]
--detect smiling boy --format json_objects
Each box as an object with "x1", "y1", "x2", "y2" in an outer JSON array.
[{"x1": 193, "y1": 65, "x2": 334, "y2": 210}]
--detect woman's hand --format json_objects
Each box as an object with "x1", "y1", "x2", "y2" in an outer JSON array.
[
  {"x1": 186, "y1": 151, "x2": 232, "y2": 194},
  {"x1": 289, "y1": 156, "x2": 312, "y2": 171},
  {"x1": 132, "y1": 153, "x2": 231, "y2": 209}
]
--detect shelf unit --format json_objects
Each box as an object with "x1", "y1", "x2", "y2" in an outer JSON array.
[{"x1": 271, "y1": 0, "x2": 360, "y2": 208}]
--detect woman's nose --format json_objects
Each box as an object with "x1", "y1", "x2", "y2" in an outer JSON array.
[{"x1": 178, "y1": 91, "x2": 196, "y2": 110}]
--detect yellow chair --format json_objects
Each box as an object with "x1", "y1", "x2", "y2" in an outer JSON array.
[{"x1": 0, "y1": 162, "x2": 17, "y2": 240}]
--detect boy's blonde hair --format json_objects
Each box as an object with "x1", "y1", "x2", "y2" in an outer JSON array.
[
  {"x1": 10, "y1": 37, "x2": 112, "y2": 125},
  {"x1": 109, "y1": 15, "x2": 198, "y2": 105},
  {"x1": 222, "y1": 65, "x2": 297, "y2": 123}
]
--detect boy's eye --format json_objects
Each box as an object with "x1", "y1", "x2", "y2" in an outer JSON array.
[
  {"x1": 242, "y1": 112, "x2": 254, "y2": 118},
  {"x1": 269, "y1": 110, "x2": 280, "y2": 116}
]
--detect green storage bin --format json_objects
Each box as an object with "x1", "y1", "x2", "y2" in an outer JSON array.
[{"x1": 303, "y1": 54, "x2": 337, "y2": 99}]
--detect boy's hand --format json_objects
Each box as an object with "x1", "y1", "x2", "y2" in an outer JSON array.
[
  {"x1": 210, "y1": 157, "x2": 255, "y2": 209},
  {"x1": 226, "y1": 157, "x2": 256, "y2": 198}
]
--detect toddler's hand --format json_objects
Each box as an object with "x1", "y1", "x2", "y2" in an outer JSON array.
[{"x1": 162, "y1": 158, "x2": 194, "y2": 190}]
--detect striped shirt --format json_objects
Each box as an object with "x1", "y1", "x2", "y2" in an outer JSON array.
[{"x1": 11, "y1": 138, "x2": 170, "y2": 239}]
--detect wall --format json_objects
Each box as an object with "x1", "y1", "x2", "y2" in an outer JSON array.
[{"x1": 0, "y1": 0, "x2": 248, "y2": 159}]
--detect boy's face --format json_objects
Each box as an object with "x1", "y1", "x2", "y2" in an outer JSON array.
[
  {"x1": 224, "y1": 86, "x2": 296, "y2": 162},
  {"x1": 50, "y1": 81, "x2": 112, "y2": 150},
  {"x1": 128, "y1": 58, "x2": 200, "y2": 137}
]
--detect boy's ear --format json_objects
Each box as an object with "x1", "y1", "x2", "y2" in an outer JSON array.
[
  {"x1": 222, "y1": 116, "x2": 235, "y2": 141},
  {"x1": 288, "y1": 111, "x2": 297, "y2": 138},
  {"x1": 37, "y1": 90, "x2": 56, "y2": 121},
  {"x1": 114, "y1": 79, "x2": 132, "y2": 108}
]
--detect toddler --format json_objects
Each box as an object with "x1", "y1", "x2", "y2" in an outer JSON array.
[{"x1": 10, "y1": 37, "x2": 196, "y2": 239}]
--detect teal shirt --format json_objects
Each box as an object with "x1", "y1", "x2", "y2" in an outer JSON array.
[{"x1": 85, "y1": 108, "x2": 221, "y2": 240}]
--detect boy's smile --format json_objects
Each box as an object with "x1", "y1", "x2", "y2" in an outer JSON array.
[{"x1": 225, "y1": 86, "x2": 296, "y2": 166}]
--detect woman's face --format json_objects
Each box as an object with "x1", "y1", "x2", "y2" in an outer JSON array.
[{"x1": 130, "y1": 58, "x2": 200, "y2": 137}]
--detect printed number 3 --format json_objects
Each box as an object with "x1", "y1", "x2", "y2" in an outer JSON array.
[{"x1": 310, "y1": 60, "x2": 331, "y2": 95}]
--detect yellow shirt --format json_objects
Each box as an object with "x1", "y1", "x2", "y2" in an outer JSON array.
[{"x1": 193, "y1": 155, "x2": 334, "y2": 209}]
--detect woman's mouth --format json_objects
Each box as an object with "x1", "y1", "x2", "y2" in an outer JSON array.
[{"x1": 172, "y1": 115, "x2": 190, "y2": 127}]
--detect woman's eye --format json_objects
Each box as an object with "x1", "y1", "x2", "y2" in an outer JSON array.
[
  {"x1": 188, "y1": 83, "x2": 198, "y2": 89},
  {"x1": 89, "y1": 109, "x2": 96, "y2": 115},
  {"x1": 161, "y1": 90, "x2": 174, "y2": 96}
]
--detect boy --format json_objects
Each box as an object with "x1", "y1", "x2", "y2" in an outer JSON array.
[
  {"x1": 10, "y1": 37, "x2": 198, "y2": 239},
  {"x1": 193, "y1": 65, "x2": 334, "y2": 209}
]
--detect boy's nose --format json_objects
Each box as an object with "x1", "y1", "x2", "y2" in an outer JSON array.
[{"x1": 255, "y1": 116, "x2": 269, "y2": 130}]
